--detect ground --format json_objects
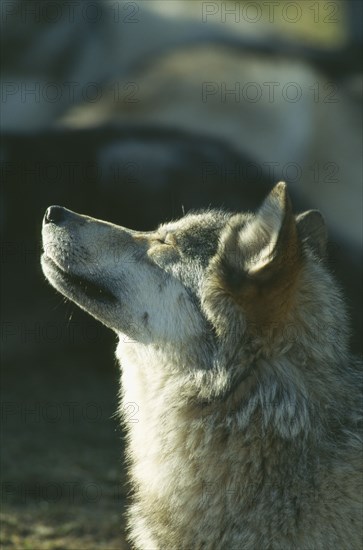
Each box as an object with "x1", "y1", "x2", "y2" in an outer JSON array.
[{"x1": 1, "y1": 338, "x2": 130, "y2": 550}]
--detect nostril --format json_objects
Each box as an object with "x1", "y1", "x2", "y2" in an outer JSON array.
[{"x1": 45, "y1": 205, "x2": 65, "y2": 224}]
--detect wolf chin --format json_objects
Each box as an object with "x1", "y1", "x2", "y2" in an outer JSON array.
[{"x1": 41, "y1": 183, "x2": 362, "y2": 549}]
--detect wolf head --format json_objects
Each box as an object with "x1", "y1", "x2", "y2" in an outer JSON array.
[{"x1": 41, "y1": 183, "x2": 347, "y2": 378}]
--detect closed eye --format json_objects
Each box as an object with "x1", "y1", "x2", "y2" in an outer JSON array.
[{"x1": 155, "y1": 234, "x2": 174, "y2": 246}]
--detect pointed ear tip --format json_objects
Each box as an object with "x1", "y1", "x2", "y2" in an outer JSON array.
[
  {"x1": 298, "y1": 209, "x2": 326, "y2": 225},
  {"x1": 272, "y1": 181, "x2": 288, "y2": 200},
  {"x1": 269, "y1": 181, "x2": 292, "y2": 211},
  {"x1": 312, "y1": 209, "x2": 324, "y2": 220},
  {"x1": 296, "y1": 210, "x2": 328, "y2": 253}
]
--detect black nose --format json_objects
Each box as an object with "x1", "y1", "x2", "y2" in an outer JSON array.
[{"x1": 44, "y1": 205, "x2": 65, "y2": 224}]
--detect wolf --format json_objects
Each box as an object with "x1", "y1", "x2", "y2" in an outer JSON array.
[{"x1": 41, "y1": 182, "x2": 362, "y2": 549}]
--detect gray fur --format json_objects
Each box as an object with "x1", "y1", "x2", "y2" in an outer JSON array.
[{"x1": 41, "y1": 184, "x2": 362, "y2": 549}]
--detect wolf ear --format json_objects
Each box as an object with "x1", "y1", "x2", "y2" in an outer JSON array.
[
  {"x1": 243, "y1": 181, "x2": 299, "y2": 280},
  {"x1": 218, "y1": 181, "x2": 301, "y2": 285},
  {"x1": 296, "y1": 210, "x2": 327, "y2": 259},
  {"x1": 205, "y1": 182, "x2": 302, "y2": 329}
]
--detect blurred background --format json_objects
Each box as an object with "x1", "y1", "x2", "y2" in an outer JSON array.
[{"x1": 1, "y1": 1, "x2": 362, "y2": 548}]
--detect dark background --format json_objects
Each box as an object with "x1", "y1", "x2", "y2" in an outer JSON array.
[{"x1": 1, "y1": 1, "x2": 362, "y2": 548}]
